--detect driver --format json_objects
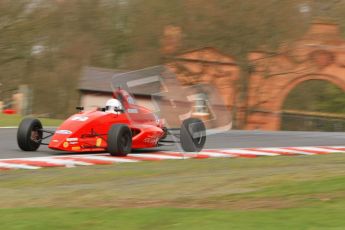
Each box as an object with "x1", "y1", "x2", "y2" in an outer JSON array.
[{"x1": 105, "y1": 99, "x2": 123, "y2": 114}]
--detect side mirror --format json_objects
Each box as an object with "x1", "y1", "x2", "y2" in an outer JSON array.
[{"x1": 76, "y1": 106, "x2": 84, "y2": 111}]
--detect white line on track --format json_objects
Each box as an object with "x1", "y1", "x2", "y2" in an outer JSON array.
[
  {"x1": 0, "y1": 162, "x2": 40, "y2": 169},
  {"x1": 254, "y1": 147, "x2": 315, "y2": 155},
  {"x1": 0, "y1": 146, "x2": 345, "y2": 170},
  {"x1": 289, "y1": 147, "x2": 341, "y2": 153},
  {"x1": 198, "y1": 151, "x2": 235, "y2": 157},
  {"x1": 128, "y1": 153, "x2": 186, "y2": 160},
  {"x1": 81, "y1": 155, "x2": 139, "y2": 163},
  {"x1": 35, "y1": 158, "x2": 93, "y2": 166},
  {"x1": 219, "y1": 149, "x2": 279, "y2": 156},
  {"x1": 0, "y1": 126, "x2": 57, "y2": 129}
]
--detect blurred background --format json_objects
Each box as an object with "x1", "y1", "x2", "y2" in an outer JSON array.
[{"x1": 1, "y1": 0, "x2": 345, "y2": 131}]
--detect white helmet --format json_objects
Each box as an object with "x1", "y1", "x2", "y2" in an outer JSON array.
[{"x1": 105, "y1": 99, "x2": 123, "y2": 113}]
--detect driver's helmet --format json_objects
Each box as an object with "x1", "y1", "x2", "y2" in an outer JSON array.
[{"x1": 105, "y1": 99, "x2": 123, "y2": 113}]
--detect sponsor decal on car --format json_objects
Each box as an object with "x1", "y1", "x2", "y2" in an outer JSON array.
[
  {"x1": 63, "y1": 142, "x2": 69, "y2": 148},
  {"x1": 66, "y1": 138, "x2": 78, "y2": 142},
  {"x1": 69, "y1": 142, "x2": 78, "y2": 145},
  {"x1": 143, "y1": 135, "x2": 159, "y2": 144},
  {"x1": 127, "y1": 108, "x2": 138, "y2": 113},
  {"x1": 71, "y1": 116, "x2": 89, "y2": 121},
  {"x1": 96, "y1": 138, "x2": 102, "y2": 147},
  {"x1": 56, "y1": 130, "x2": 72, "y2": 135}
]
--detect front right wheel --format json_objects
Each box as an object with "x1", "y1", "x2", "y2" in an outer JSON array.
[
  {"x1": 107, "y1": 124, "x2": 132, "y2": 156},
  {"x1": 180, "y1": 118, "x2": 206, "y2": 152}
]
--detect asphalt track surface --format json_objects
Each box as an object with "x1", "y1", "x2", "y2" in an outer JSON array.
[{"x1": 1, "y1": 128, "x2": 345, "y2": 159}]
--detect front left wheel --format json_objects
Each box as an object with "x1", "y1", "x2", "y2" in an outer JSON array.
[
  {"x1": 17, "y1": 118, "x2": 43, "y2": 151},
  {"x1": 107, "y1": 124, "x2": 132, "y2": 156}
]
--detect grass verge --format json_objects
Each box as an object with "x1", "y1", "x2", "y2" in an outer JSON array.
[
  {"x1": 1, "y1": 206, "x2": 345, "y2": 230},
  {"x1": 1, "y1": 153, "x2": 345, "y2": 229}
]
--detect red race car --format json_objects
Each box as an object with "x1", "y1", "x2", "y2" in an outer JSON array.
[{"x1": 17, "y1": 88, "x2": 206, "y2": 156}]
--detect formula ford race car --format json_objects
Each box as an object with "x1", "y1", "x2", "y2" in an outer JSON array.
[{"x1": 17, "y1": 88, "x2": 206, "y2": 156}]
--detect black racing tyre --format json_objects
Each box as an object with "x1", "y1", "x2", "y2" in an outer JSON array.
[
  {"x1": 17, "y1": 118, "x2": 43, "y2": 151},
  {"x1": 107, "y1": 124, "x2": 132, "y2": 156},
  {"x1": 160, "y1": 127, "x2": 168, "y2": 140},
  {"x1": 180, "y1": 118, "x2": 206, "y2": 152}
]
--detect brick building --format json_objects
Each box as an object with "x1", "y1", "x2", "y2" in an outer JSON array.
[{"x1": 79, "y1": 22, "x2": 345, "y2": 130}]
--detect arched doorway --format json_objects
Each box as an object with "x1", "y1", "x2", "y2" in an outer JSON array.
[
  {"x1": 245, "y1": 73, "x2": 345, "y2": 130},
  {"x1": 280, "y1": 77, "x2": 345, "y2": 131}
]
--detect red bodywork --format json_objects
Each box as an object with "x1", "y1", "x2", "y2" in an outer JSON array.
[{"x1": 48, "y1": 89, "x2": 164, "y2": 152}]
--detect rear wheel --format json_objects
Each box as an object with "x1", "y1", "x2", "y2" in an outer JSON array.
[
  {"x1": 107, "y1": 124, "x2": 132, "y2": 156},
  {"x1": 180, "y1": 118, "x2": 206, "y2": 152},
  {"x1": 17, "y1": 118, "x2": 43, "y2": 151}
]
